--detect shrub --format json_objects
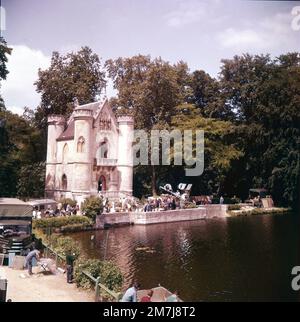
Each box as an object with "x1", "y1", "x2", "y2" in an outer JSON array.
[
  {"x1": 82, "y1": 196, "x2": 104, "y2": 222},
  {"x1": 33, "y1": 216, "x2": 92, "y2": 229},
  {"x1": 54, "y1": 236, "x2": 81, "y2": 259},
  {"x1": 228, "y1": 208, "x2": 291, "y2": 217},
  {"x1": 74, "y1": 258, "x2": 123, "y2": 293},
  {"x1": 59, "y1": 198, "x2": 77, "y2": 208},
  {"x1": 46, "y1": 235, "x2": 81, "y2": 259},
  {"x1": 228, "y1": 204, "x2": 241, "y2": 211},
  {"x1": 60, "y1": 223, "x2": 93, "y2": 233}
]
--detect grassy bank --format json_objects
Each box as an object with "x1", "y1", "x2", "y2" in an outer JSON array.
[
  {"x1": 32, "y1": 218, "x2": 124, "y2": 301},
  {"x1": 228, "y1": 207, "x2": 292, "y2": 217}
]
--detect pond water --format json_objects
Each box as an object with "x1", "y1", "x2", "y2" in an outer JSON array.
[{"x1": 71, "y1": 213, "x2": 300, "y2": 301}]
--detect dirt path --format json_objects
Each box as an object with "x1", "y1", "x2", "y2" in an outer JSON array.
[{"x1": 0, "y1": 266, "x2": 94, "y2": 302}]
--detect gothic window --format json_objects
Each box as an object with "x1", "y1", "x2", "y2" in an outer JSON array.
[
  {"x1": 99, "y1": 139, "x2": 108, "y2": 158},
  {"x1": 99, "y1": 113, "x2": 111, "y2": 130},
  {"x1": 62, "y1": 174, "x2": 68, "y2": 190},
  {"x1": 62, "y1": 143, "x2": 69, "y2": 164},
  {"x1": 77, "y1": 136, "x2": 85, "y2": 153}
]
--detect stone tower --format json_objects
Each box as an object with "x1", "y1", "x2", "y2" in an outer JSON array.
[
  {"x1": 72, "y1": 108, "x2": 93, "y2": 195},
  {"x1": 117, "y1": 116, "x2": 134, "y2": 196},
  {"x1": 45, "y1": 115, "x2": 65, "y2": 198}
]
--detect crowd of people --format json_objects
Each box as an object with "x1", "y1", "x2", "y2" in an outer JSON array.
[
  {"x1": 32, "y1": 202, "x2": 80, "y2": 219},
  {"x1": 143, "y1": 195, "x2": 185, "y2": 212},
  {"x1": 32, "y1": 193, "x2": 229, "y2": 219},
  {"x1": 102, "y1": 193, "x2": 190, "y2": 213}
]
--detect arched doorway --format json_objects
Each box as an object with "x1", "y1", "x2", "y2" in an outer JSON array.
[
  {"x1": 62, "y1": 174, "x2": 68, "y2": 190},
  {"x1": 98, "y1": 175, "x2": 106, "y2": 192}
]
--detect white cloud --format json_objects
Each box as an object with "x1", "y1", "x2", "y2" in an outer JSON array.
[
  {"x1": 260, "y1": 12, "x2": 291, "y2": 34},
  {"x1": 218, "y1": 28, "x2": 265, "y2": 50},
  {"x1": 1, "y1": 45, "x2": 50, "y2": 115},
  {"x1": 217, "y1": 12, "x2": 299, "y2": 52},
  {"x1": 164, "y1": 1, "x2": 205, "y2": 28}
]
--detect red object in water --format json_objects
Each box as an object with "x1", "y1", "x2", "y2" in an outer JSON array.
[{"x1": 140, "y1": 296, "x2": 151, "y2": 302}]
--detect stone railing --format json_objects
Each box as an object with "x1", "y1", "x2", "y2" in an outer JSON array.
[
  {"x1": 47, "y1": 115, "x2": 65, "y2": 125},
  {"x1": 73, "y1": 109, "x2": 93, "y2": 119},
  {"x1": 96, "y1": 158, "x2": 118, "y2": 166},
  {"x1": 117, "y1": 116, "x2": 134, "y2": 125}
]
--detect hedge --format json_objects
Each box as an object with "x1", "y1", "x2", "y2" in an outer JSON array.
[
  {"x1": 33, "y1": 216, "x2": 92, "y2": 229},
  {"x1": 47, "y1": 235, "x2": 81, "y2": 259},
  {"x1": 228, "y1": 208, "x2": 291, "y2": 217},
  {"x1": 228, "y1": 204, "x2": 241, "y2": 211},
  {"x1": 74, "y1": 258, "x2": 123, "y2": 293}
]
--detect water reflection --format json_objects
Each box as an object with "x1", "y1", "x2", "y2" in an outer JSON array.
[{"x1": 71, "y1": 214, "x2": 300, "y2": 301}]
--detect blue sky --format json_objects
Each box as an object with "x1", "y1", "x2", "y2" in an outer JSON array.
[{"x1": 1, "y1": 0, "x2": 300, "y2": 114}]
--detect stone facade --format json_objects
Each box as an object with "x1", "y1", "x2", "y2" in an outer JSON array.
[{"x1": 45, "y1": 99, "x2": 134, "y2": 204}]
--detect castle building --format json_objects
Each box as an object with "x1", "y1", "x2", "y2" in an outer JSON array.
[{"x1": 45, "y1": 99, "x2": 134, "y2": 204}]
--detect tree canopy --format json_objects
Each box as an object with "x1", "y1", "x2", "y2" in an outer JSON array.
[
  {"x1": 0, "y1": 41, "x2": 299, "y2": 209},
  {"x1": 0, "y1": 37, "x2": 12, "y2": 111},
  {"x1": 34, "y1": 46, "x2": 106, "y2": 128}
]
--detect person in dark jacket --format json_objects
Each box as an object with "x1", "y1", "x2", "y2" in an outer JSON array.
[
  {"x1": 25, "y1": 249, "x2": 40, "y2": 275},
  {"x1": 66, "y1": 252, "x2": 76, "y2": 283}
]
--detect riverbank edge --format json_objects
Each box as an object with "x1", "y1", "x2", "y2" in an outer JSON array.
[
  {"x1": 228, "y1": 207, "x2": 292, "y2": 217},
  {"x1": 33, "y1": 206, "x2": 291, "y2": 234},
  {"x1": 30, "y1": 230, "x2": 124, "y2": 301}
]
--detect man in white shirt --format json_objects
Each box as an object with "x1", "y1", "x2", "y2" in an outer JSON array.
[{"x1": 121, "y1": 281, "x2": 140, "y2": 302}]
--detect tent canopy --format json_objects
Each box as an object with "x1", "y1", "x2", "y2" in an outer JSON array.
[{"x1": 0, "y1": 198, "x2": 33, "y2": 218}]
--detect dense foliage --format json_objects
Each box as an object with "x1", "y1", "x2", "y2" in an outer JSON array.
[
  {"x1": 0, "y1": 37, "x2": 299, "y2": 210},
  {"x1": 33, "y1": 216, "x2": 92, "y2": 229},
  {"x1": 0, "y1": 37, "x2": 11, "y2": 111},
  {"x1": 81, "y1": 196, "x2": 104, "y2": 221},
  {"x1": 0, "y1": 109, "x2": 45, "y2": 198},
  {"x1": 34, "y1": 46, "x2": 106, "y2": 128},
  {"x1": 74, "y1": 258, "x2": 123, "y2": 293},
  {"x1": 47, "y1": 235, "x2": 81, "y2": 259}
]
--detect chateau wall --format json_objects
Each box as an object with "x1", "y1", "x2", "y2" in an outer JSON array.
[
  {"x1": 95, "y1": 205, "x2": 228, "y2": 229},
  {"x1": 45, "y1": 101, "x2": 134, "y2": 201}
]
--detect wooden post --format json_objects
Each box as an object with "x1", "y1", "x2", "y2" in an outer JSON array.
[{"x1": 95, "y1": 276, "x2": 100, "y2": 302}]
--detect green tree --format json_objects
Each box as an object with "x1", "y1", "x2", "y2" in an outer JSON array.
[
  {"x1": 218, "y1": 53, "x2": 273, "y2": 122},
  {"x1": 35, "y1": 46, "x2": 106, "y2": 128},
  {"x1": 171, "y1": 104, "x2": 243, "y2": 195},
  {"x1": 82, "y1": 196, "x2": 104, "y2": 222},
  {"x1": 16, "y1": 162, "x2": 46, "y2": 199},
  {"x1": 106, "y1": 55, "x2": 189, "y2": 194},
  {"x1": 218, "y1": 53, "x2": 300, "y2": 208},
  {"x1": 0, "y1": 110, "x2": 45, "y2": 197},
  {"x1": 188, "y1": 70, "x2": 222, "y2": 118},
  {"x1": 0, "y1": 37, "x2": 12, "y2": 111}
]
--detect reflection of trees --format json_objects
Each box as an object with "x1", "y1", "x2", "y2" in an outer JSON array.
[{"x1": 73, "y1": 219, "x2": 230, "y2": 296}]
